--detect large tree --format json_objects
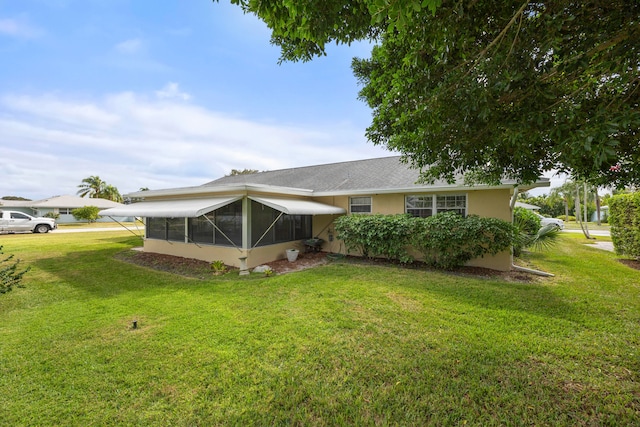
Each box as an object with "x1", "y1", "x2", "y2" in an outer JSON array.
[{"x1": 227, "y1": 0, "x2": 639, "y2": 187}]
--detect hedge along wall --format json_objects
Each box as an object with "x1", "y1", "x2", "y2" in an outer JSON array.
[
  {"x1": 333, "y1": 213, "x2": 516, "y2": 270},
  {"x1": 609, "y1": 192, "x2": 640, "y2": 259}
]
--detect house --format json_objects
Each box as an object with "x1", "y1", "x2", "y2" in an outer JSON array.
[
  {"x1": 0, "y1": 195, "x2": 127, "y2": 224},
  {"x1": 100, "y1": 157, "x2": 549, "y2": 271}
]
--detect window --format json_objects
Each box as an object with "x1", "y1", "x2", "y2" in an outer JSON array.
[
  {"x1": 214, "y1": 200, "x2": 243, "y2": 247},
  {"x1": 145, "y1": 217, "x2": 185, "y2": 241},
  {"x1": 166, "y1": 218, "x2": 185, "y2": 242},
  {"x1": 10, "y1": 212, "x2": 30, "y2": 220},
  {"x1": 436, "y1": 195, "x2": 467, "y2": 216},
  {"x1": 350, "y1": 196, "x2": 372, "y2": 214},
  {"x1": 59, "y1": 208, "x2": 73, "y2": 215},
  {"x1": 250, "y1": 200, "x2": 312, "y2": 247},
  {"x1": 146, "y1": 217, "x2": 167, "y2": 239},
  {"x1": 406, "y1": 195, "x2": 433, "y2": 218},
  {"x1": 188, "y1": 213, "x2": 215, "y2": 244},
  {"x1": 148, "y1": 200, "x2": 244, "y2": 247},
  {"x1": 405, "y1": 194, "x2": 467, "y2": 217}
]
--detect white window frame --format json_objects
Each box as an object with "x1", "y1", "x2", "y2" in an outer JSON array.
[
  {"x1": 405, "y1": 194, "x2": 467, "y2": 217},
  {"x1": 349, "y1": 196, "x2": 372, "y2": 214}
]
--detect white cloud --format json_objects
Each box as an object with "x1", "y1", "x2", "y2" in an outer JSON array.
[
  {"x1": 0, "y1": 17, "x2": 43, "y2": 39},
  {"x1": 0, "y1": 85, "x2": 390, "y2": 200},
  {"x1": 155, "y1": 83, "x2": 191, "y2": 101},
  {"x1": 114, "y1": 38, "x2": 144, "y2": 55}
]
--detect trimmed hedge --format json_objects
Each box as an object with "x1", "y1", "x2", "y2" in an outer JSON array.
[
  {"x1": 412, "y1": 212, "x2": 515, "y2": 270},
  {"x1": 334, "y1": 212, "x2": 516, "y2": 270},
  {"x1": 334, "y1": 214, "x2": 414, "y2": 264},
  {"x1": 609, "y1": 192, "x2": 640, "y2": 259}
]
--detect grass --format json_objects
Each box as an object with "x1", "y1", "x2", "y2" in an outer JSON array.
[{"x1": 1, "y1": 231, "x2": 639, "y2": 425}]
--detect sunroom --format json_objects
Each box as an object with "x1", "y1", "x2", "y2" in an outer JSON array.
[{"x1": 100, "y1": 194, "x2": 345, "y2": 271}]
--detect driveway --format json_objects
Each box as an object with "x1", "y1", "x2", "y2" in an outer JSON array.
[{"x1": 53, "y1": 226, "x2": 144, "y2": 233}]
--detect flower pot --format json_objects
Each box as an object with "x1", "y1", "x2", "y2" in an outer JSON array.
[{"x1": 286, "y1": 249, "x2": 299, "y2": 262}]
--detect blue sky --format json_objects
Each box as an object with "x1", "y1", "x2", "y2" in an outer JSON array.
[{"x1": 0, "y1": 0, "x2": 556, "y2": 200}]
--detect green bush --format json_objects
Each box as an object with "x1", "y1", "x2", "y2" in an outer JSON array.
[
  {"x1": 514, "y1": 207, "x2": 541, "y2": 234},
  {"x1": 334, "y1": 214, "x2": 415, "y2": 263},
  {"x1": 44, "y1": 212, "x2": 60, "y2": 219},
  {"x1": 411, "y1": 212, "x2": 515, "y2": 270},
  {"x1": 1, "y1": 246, "x2": 30, "y2": 295},
  {"x1": 72, "y1": 206, "x2": 101, "y2": 223},
  {"x1": 609, "y1": 193, "x2": 640, "y2": 259},
  {"x1": 556, "y1": 215, "x2": 576, "y2": 222}
]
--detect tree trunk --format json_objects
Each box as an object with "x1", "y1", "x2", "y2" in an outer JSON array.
[{"x1": 595, "y1": 188, "x2": 601, "y2": 226}]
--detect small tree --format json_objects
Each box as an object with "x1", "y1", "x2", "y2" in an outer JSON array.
[
  {"x1": 1, "y1": 246, "x2": 30, "y2": 295},
  {"x1": 72, "y1": 206, "x2": 101, "y2": 223}
]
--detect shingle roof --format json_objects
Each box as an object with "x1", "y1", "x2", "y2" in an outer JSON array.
[{"x1": 204, "y1": 156, "x2": 443, "y2": 193}]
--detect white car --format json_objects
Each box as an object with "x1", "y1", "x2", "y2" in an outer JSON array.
[
  {"x1": 0, "y1": 210, "x2": 57, "y2": 234},
  {"x1": 535, "y1": 212, "x2": 564, "y2": 230}
]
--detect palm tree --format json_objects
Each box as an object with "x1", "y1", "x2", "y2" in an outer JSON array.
[
  {"x1": 77, "y1": 176, "x2": 106, "y2": 198},
  {"x1": 102, "y1": 185, "x2": 123, "y2": 203}
]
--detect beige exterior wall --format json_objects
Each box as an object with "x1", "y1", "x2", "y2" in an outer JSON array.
[
  {"x1": 315, "y1": 189, "x2": 513, "y2": 271},
  {"x1": 141, "y1": 188, "x2": 515, "y2": 272}
]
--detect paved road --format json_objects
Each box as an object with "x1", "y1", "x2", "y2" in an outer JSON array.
[{"x1": 562, "y1": 229, "x2": 610, "y2": 237}]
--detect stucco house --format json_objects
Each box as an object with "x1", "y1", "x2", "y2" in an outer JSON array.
[
  {"x1": 1, "y1": 195, "x2": 127, "y2": 224},
  {"x1": 101, "y1": 157, "x2": 549, "y2": 271}
]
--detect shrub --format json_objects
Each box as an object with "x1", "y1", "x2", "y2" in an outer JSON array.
[
  {"x1": 334, "y1": 214, "x2": 415, "y2": 263},
  {"x1": 609, "y1": 193, "x2": 640, "y2": 259},
  {"x1": 514, "y1": 207, "x2": 541, "y2": 234},
  {"x1": 44, "y1": 212, "x2": 60, "y2": 219},
  {"x1": 556, "y1": 215, "x2": 576, "y2": 222},
  {"x1": 72, "y1": 206, "x2": 101, "y2": 223},
  {"x1": 411, "y1": 212, "x2": 515, "y2": 270},
  {"x1": 1, "y1": 246, "x2": 30, "y2": 295}
]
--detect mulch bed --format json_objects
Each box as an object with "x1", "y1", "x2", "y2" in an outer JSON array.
[
  {"x1": 116, "y1": 249, "x2": 542, "y2": 282},
  {"x1": 618, "y1": 258, "x2": 640, "y2": 270}
]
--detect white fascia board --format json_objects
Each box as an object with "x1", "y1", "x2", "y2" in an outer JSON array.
[
  {"x1": 125, "y1": 184, "x2": 313, "y2": 199},
  {"x1": 311, "y1": 180, "x2": 550, "y2": 197}
]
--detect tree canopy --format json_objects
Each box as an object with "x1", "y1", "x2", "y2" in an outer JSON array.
[
  {"x1": 77, "y1": 176, "x2": 123, "y2": 203},
  {"x1": 227, "y1": 0, "x2": 639, "y2": 188}
]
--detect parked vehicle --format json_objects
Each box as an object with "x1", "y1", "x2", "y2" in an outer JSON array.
[
  {"x1": 0, "y1": 210, "x2": 57, "y2": 234},
  {"x1": 535, "y1": 212, "x2": 564, "y2": 230}
]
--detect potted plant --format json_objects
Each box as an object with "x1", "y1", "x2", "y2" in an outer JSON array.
[{"x1": 286, "y1": 248, "x2": 299, "y2": 262}]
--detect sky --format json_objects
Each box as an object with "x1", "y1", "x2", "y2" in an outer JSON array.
[{"x1": 0, "y1": 0, "x2": 558, "y2": 201}]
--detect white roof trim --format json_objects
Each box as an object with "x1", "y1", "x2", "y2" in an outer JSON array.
[
  {"x1": 249, "y1": 196, "x2": 346, "y2": 215},
  {"x1": 125, "y1": 184, "x2": 313, "y2": 199},
  {"x1": 99, "y1": 196, "x2": 241, "y2": 218}
]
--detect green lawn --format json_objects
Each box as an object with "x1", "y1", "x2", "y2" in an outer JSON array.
[{"x1": 1, "y1": 231, "x2": 638, "y2": 426}]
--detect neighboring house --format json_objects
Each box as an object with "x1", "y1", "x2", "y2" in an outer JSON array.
[
  {"x1": 591, "y1": 205, "x2": 609, "y2": 222},
  {"x1": 101, "y1": 157, "x2": 549, "y2": 271},
  {"x1": 0, "y1": 195, "x2": 127, "y2": 224}
]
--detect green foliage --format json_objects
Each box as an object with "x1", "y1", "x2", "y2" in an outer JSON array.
[
  {"x1": 0, "y1": 246, "x2": 30, "y2": 294},
  {"x1": 210, "y1": 260, "x2": 228, "y2": 275},
  {"x1": 71, "y1": 206, "x2": 101, "y2": 223},
  {"x1": 514, "y1": 207, "x2": 541, "y2": 235},
  {"x1": 44, "y1": 212, "x2": 60, "y2": 219},
  {"x1": 557, "y1": 215, "x2": 576, "y2": 222},
  {"x1": 609, "y1": 192, "x2": 640, "y2": 259},
  {"x1": 353, "y1": 1, "x2": 640, "y2": 187},
  {"x1": 77, "y1": 176, "x2": 123, "y2": 202},
  {"x1": 411, "y1": 212, "x2": 515, "y2": 270},
  {"x1": 334, "y1": 214, "x2": 415, "y2": 263},
  {"x1": 230, "y1": 0, "x2": 640, "y2": 188}
]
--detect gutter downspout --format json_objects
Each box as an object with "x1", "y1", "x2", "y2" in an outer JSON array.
[{"x1": 509, "y1": 185, "x2": 555, "y2": 277}]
